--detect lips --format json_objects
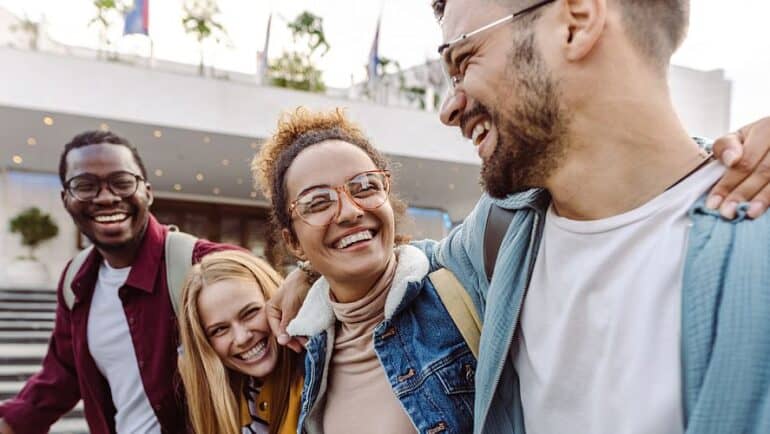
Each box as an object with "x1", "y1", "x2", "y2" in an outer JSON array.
[
  {"x1": 333, "y1": 228, "x2": 379, "y2": 250},
  {"x1": 92, "y1": 212, "x2": 129, "y2": 223},
  {"x1": 235, "y1": 338, "x2": 268, "y2": 362}
]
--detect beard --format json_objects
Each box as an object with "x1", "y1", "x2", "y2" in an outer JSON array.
[{"x1": 478, "y1": 33, "x2": 570, "y2": 199}]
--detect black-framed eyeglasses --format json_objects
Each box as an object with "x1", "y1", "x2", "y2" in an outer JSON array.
[
  {"x1": 64, "y1": 171, "x2": 145, "y2": 202},
  {"x1": 437, "y1": 0, "x2": 556, "y2": 88},
  {"x1": 288, "y1": 170, "x2": 391, "y2": 227}
]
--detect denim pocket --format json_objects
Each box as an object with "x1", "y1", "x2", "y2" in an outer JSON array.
[{"x1": 435, "y1": 349, "x2": 476, "y2": 395}]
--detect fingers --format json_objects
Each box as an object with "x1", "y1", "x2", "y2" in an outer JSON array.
[
  {"x1": 712, "y1": 132, "x2": 744, "y2": 168},
  {"x1": 708, "y1": 117, "x2": 770, "y2": 218}
]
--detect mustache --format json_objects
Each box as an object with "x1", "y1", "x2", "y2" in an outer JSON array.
[{"x1": 459, "y1": 104, "x2": 492, "y2": 135}]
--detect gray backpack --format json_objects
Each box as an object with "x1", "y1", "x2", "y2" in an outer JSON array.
[{"x1": 61, "y1": 228, "x2": 197, "y2": 315}]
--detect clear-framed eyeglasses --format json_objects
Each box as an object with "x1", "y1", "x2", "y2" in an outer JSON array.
[
  {"x1": 288, "y1": 170, "x2": 391, "y2": 227},
  {"x1": 64, "y1": 171, "x2": 145, "y2": 202},
  {"x1": 437, "y1": 0, "x2": 556, "y2": 88}
]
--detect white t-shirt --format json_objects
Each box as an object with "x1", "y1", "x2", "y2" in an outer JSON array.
[
  {"x1": 87, "y1": 262, "x2": 161, "y2": 434},
  {"x1": 514, "y1": 161, "x2": 723, "y2": 434}
]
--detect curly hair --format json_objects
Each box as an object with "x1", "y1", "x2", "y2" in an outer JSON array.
[{"x1": 251, "y1": 107, "x2": 409, "y2": 267}]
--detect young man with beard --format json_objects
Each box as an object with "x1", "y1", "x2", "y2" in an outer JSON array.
[
  {"x1": 266, "y1": 1, "x2": 770, "y2": 434},
  {"x1": 0, "y1": 131, "x2": 236, "y2": 434},
  {"x1": 422, "y1": 0, "x2": 770, "y2": 433}
]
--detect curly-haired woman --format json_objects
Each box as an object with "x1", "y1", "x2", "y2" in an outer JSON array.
[{"x1": 251, "y1": 108, "x2": 476, "y2": 434}]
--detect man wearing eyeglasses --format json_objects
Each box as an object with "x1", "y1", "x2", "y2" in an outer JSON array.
[
  {"x1": 419, "y1": 1, "x2": 770, "y2": 434},
  {"x1": 0, "y1": 131, "x2": 235, "y2": 434}
]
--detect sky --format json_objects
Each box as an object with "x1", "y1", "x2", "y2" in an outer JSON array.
[{"x1": 1, "y1": 0, "x2": 768, "y2": 129}]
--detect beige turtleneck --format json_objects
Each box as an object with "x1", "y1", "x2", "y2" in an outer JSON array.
[{"x1": 322, "y1": 254, "x2": 417, "y2": 434}]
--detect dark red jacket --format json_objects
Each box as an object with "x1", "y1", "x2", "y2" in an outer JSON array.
[{"x1": 0, "y1": 215, "x2": 237, "y2": 434}]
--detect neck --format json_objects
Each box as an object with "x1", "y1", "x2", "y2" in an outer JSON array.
[
  {"x1": 328, "y1": 253, "x2": 396, "y2": 303},
  {"x1": 548, "y1": 78, "x2": 705, "y2": 220},
  {"x1": 97, "y1": 221, "x2": 147, "y2": 268}
]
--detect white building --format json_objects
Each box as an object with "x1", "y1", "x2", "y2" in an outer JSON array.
[{"x1": 0, "y1": 7, "x2": 732, "y2": 288}]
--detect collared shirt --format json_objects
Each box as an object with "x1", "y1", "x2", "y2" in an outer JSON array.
[{"x1": 0, "y1": 215, "x2": 236, "y2": 434}]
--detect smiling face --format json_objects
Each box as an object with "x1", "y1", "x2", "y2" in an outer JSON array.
[
  {"x1": 283, "y1": 140, "x2": 396, "y2": 293},
  {"x1": 197, "y1": 278, "x2": 279, "y2": 379},
  {"x1": 61, "y1": 143, "x2": 152, "y2": 257},
  {"x1": 438, "y1": 0, "x2": 570, "y2": 198}
]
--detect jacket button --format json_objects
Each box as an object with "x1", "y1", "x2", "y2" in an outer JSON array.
[
  {"x1": 397, "y1": 368, "x2": 416, "y2": 382},
  {"x1": 259, "y1": 401, "x2": 269, "y2": 411},
  {"x1": 463, "y1": 364, "x2": 475, "y2": 383},
  {"x1": 427, "y1": 421, "x2": 447, "y2": 433}
]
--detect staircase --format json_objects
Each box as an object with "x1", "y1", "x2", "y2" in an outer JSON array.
[{"x1": 0, "y1": 288, "x2": 88, "y2": 433}]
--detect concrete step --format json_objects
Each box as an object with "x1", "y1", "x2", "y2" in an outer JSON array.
[
  {"x1": 0, "y1": 292, "x2": 58, "y2": 303},
  {"x1": 0, "y1": 343, "x2": 47, "y2": 358},
  {"x1": 0, "y1": 320, "x2": 54, "y2": 331},
  {"x1": 0, "y1": 301, "x2": 58, "y2": 312},
  {"x1": 0, "y1": 311, "x2": 55, "y2": 321}
]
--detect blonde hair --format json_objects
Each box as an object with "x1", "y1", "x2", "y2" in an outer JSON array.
[{"x1": 177, "y1": 250, "x2": 300, "y2": 434}]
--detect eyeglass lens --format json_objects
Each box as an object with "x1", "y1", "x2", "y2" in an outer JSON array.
[
  {"x1": 295, "y1": 172, "x2": 389, "y2": 226},
  {"x1": 68, "y1": 172, "x2": 140, "y2": 201}
]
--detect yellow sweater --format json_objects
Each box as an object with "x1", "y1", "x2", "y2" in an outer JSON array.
[{"x1": 239, "y1": 373, "x2": 303, "y2": 434}]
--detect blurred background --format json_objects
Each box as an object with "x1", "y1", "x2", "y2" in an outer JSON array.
[{"x1": 0, "y1": 2, "x2": 767, "y2": 432}]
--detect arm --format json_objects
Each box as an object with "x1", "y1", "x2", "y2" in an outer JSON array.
[
  {"x1": 709, "y1": 117, "x2": 770, "y2": 219},
  {"x1": 0, "y1": 271, "x2": 82, "y2": 433},
  {"x1": 266, "y1": 268, "x2": 311, "y2": 353}
]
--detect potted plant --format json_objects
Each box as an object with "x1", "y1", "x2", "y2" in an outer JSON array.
[{"x1": 6, "y1": 207, "x2": 59, "y2": 289}]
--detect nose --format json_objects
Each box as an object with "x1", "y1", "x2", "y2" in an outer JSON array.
[
  {"x1": 440, "y1": 89, "x2": 467, "y2": 126},
  {"x1": 335, "y1": 189, "x2": 364, "y2": 224},
  {"x1": 92, "y1": 182, "x2": 121, "y2": 205},
  {"x1": 232, "y1": 323, "x2": 253, "y2": 348}
]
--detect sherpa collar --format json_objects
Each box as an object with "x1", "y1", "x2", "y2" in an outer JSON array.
[{"x1": 286, "y1": 244, "x2": 429, "y2": 337}]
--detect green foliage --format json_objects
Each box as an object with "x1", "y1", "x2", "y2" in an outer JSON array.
[
  {"x1": 182, "y1": 2, "x2": 226, "y2": 43},
  {"x1": 9, "y1": 208, "x2": 59, "y2": 258},
  {"x1": 269, "y1": 11, "x2": 328, "y2": 93}
]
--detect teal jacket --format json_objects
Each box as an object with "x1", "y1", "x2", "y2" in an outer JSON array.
[{"x1": 416, "y1": 189, "x2": 770, "y2": 434}]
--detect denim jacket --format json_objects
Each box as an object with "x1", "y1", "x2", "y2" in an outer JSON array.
[
  {"x1": 286, "y1": 245, "x2": 476, "y2": 434},
  {"x1": 416, "y1": 189, "x2": 770, "y2": 434}
]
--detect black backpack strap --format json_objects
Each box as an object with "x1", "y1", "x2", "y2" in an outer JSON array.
[{"x1": 483, "y1": 204, "x2": 516, "y2": 282}]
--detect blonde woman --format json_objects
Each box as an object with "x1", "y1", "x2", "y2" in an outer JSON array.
[{"x1": 177, "y1": 250, "x2": 303, "y2": 434}]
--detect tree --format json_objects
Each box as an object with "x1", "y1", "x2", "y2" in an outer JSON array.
[
  {"x1": 269, "y1": 11, "x2": 329, "y2": 92},
  {"x1": 182, "y1": 0, "x2": 228, "y2": 76},
  {"x1": 9, "y1": 208, "x2": 59, "y2": 260},
  {"x1": 9, "y1": 13, "x2": 41, "y2": 50},
  {"x1": 89, "y1": 0, "x2": 130, "y2": 58}
]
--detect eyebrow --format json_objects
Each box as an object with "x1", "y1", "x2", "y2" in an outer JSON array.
[
  {"x1": 296, "y1": 184, "x2": 331, "y2": 198},
  {"x1": 204, "y1": 302, "x2": 263, "y2": 332}
]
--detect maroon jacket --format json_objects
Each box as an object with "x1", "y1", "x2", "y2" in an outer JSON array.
[{"x1": 0, "y1": 215, "x2": 237, "y2": 434}]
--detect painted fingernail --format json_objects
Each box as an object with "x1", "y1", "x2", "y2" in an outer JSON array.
[
  {"x1": 706, "y1": 194, "x2": 723, "y2": 209},
  {"x1": 720, "y1": 201, "x2": 738, "y2": 219},
  {"x1": 722, "y1": 150, "x2": 739, "y2": 167},
  {"x1": 277, "y1": 334, "x2": 290, "y2": 345},
  {"x1": 748, "y1": 201, "x2": 765, "y2": 219}
]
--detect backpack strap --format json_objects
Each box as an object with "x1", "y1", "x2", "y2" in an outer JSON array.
[
  {"x1": 430, "y1": 268, "x2": 482, "y2": 358},
  {"x1": 164, "y1": 228, "x2": 198, "y2": 316},
  {"x1": 483, "y1": 204, "x2": 516, "y2": 282},
  {"x1": 62, "y1": 246, "x2": 94, "y2": 310}
]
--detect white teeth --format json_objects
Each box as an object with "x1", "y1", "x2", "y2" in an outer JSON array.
[
  {"x1": 94, "y1": 213, "x2": 127, "y2": 223},
  {"x1": 238, "y1": 340, "x2": 267, "y2": 361},
  {"x1": 335, "y1": 230, "x2": 374, "y2": 249},
  {"x1": 472, "y1": 121, "x2": 491, "y2": 146}
]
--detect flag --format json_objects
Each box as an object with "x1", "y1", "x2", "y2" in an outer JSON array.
[
  {"x1": 256, "y1": 13, "x2": 272, "y2": 84},
  {"x1": 367, "y1": 15, "x2": 381, "y2": 83},
  {"x1": 124, "y1": 0, "x2": 149, "y2": 36}
]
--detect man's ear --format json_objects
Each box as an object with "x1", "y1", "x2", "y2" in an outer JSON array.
[
  {"x1": 281, "y1": 228, "x2": 306, "y2": 260},
  {"x1": 145, "y1": 182, "x2": 154, "y2": 207},
  {"x1": 561, "y1": 0, "x2": 606, "y2": 61}
]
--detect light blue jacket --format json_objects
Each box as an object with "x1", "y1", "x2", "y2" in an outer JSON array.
[
  {"x1": 287, "y1": 245, "x2": 476, "y2": 434},
  {"x1": 416, "y1": 189, "x2": 770, "y2": 434}
]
